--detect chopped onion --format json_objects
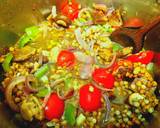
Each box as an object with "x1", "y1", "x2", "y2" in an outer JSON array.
[
  {"x1": 74, "y1": 51, "x2": 94, "y2": 64},
  {"x1": 51, "y1": 6, "x2": 57, "y2": 18},
  {"x1": 88, "y1": 40, "x2": 96, "y2": 52},
  {"x1": 75, "y1": 28, "x2": 89, "y2": 50},
  {"x1": 67, "y1": 47, "x2": 77, "y2": 52},
  {"x1": 50, "y1": 78, "x2": 75, "y2": 100},
  {"x1": 5, "y1": 76, "x2": 26, "y2": 112},
  {"x1": 95, "y1": 52, "x2": 117, "y2": 69},
  {"x1": 50, "y1": 78, "x2": 64, "y2": 88},
  {"x1": 102, "y1": 94, "x2": 111, "y2": 123},
  {"x1": 80, "y1": 64, "x2": 93, "y2": 80},
  {"x1": 25, "y1": 75, "x2": 38, "y2": 93},
  {"x1": 106, "y1": 7, "x2": 115, "y2": 16},
  {"x1": 38, "y1": 53, "x2": 43, "y2": 65},
  {"x1": 92, "y1": 80, "x2": 113, "y2": 92},
  {"x1": 42, "y1": 91, "x2": 51, "y2": 108},
  {"x1": 57, "y1": 88, "x2": 74, "y2": 100},
  {"x1": 106, "y1": 53, "x2": 117, "y2": 69}
]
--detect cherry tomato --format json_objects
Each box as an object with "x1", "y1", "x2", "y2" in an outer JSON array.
[
  {"x1": 60, "y1": 0, "x2": 79, "y2": 20},
  {"x1": 124, "y1": 17, "x2": 144, "y2": 28},
  {"x1": 45, "y1": 93, "x2": 64, "y2": 120},
  {"x1": 59, "y1": 0, "x2": 68, "y2": 11},
  {"x1": 57, "y1": 50, "x2": 75, "y2": 67},
  {"x1": 79, "y1": 84, "x2": 102, "y2": 112},
  {"x1": 92, "y1": 68, "x2": 115, "y2": 89},
  {"x1": 127, "y1": 50, "x2": 154, "y2": 64}
]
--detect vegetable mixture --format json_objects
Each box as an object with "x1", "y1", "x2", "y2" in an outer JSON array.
[{"x1": 0, "y1": 1, "x2": 159, "y2": 128}]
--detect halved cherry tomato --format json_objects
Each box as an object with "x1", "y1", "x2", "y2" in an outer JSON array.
[
  {"x1": 45, "y1": 93, "x2": 64, "y2": 120},
  {"x1": 127, "y1": 50, "x2": 154, "y2": 64},
  {"x1": 92, "y1": 68, "x2": 115, "y2": 89},
  {"x1": 60, "y1": 0, "x2": 79, "y2": 20},
  {"x1": 124, "y1": 17, "x2": 144, "y2": 28},
  {"x1": 79, "y1": 84, "x2": 102, "y2": 112},
  {"x1": 57, "y1": 50, "x2": 75, "y2": 67}
]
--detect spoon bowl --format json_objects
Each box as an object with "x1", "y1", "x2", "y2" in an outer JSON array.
[{"x1": 111, "y1": 16, "x2": 160, "y2": 53}]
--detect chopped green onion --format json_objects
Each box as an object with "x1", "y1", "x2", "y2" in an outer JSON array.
[
  {"x1": 76, "y1": 113, "x2": 86, "y2": 126},
  {"x1": 49, "y1": 46, "x2": 60, "y2": 63},
  {"x1": 36, "y1": 86, "x2": 51, "y2": 98},
  {"x1": 64, "y1": 103, "x2": 76, "y2": 126},
  {"x1": 25, "y1": 26, "x2": 40, "y2": 40},
  {"x1": 2, "y1": 53, "x2": 13, "y2": 72},
  {"x1": 18, "y1": 26, "x2": 40, "y2": 48},
  {"x1": 34, "y1": 64, "x2": 49, "y2": 79},
  {"x1": 18, "y1": 34, "x2": 31, "y2": 48},
  {"x1": 40, "y1": 75, "x2": 49, "y2": 84}
]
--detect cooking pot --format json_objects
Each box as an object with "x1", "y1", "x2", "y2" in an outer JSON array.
[{"x1": 0, "y1": 0, "x2": 160, "y2": 128}]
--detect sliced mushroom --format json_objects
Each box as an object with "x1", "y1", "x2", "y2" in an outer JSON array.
[
  {"x1": 107, "y1": 9, "x2": 123, "y2": 27},
  {"x1": 54, "y1": 14, "x2": 71, "y2": 28},
  {"x1": 92, "y1": 10, "x2": 108, "y2": 24},
  {"x1": 13, "y1": 46, "x2": 36, "y2": 62},
  {"x1": 5, "y1": 76, "x2": 26, "y2": 112},
  {"x1": 93, "y1": 3, "x2": 108, "y2": 13}
]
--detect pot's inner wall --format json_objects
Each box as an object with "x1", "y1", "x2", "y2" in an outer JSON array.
[{"x1": 0, "y1": 0, "x2": 160, "y2": 128}]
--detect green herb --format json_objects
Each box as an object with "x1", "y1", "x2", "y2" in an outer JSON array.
[
  {"x1": 34, "y1": 64, "x2": 49, "y2": 79},
  {"x1": 112, "y1": 43, "x2": 123, "y2": 52},
  {"x1": 2, "y1": 53, "x2": 13, "y2": 72},
  {"x1": 36, "y1": 86, "x2": 51, "y2": 98},
  {"x1": 64, "y1": 103, "x2": 76, "y2": 126}
]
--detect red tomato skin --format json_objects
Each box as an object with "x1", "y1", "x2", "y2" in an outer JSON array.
[
  {"x1": 57, "y1": 50, "x2": 75, "y2": 67},
  {"x1": 124, "y1": 17, "x2": 144, "y2": 28},
  {"x1": 92, "y1": 68, "x2": 115, "y2": 89},
  {"x1": 45, "y1": 93, "x2": 64, "y2": 120},
  {"x1": 79, "y1": 84, "x2": 102, "y2": 112},
  {"x1": 127, "y1": 50, "x2": 154, "y2": 64},
  {"x1": 60, "y1": 0, "x2": 79, "y2": 20}
]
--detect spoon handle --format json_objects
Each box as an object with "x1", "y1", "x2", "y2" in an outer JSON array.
[{"x1": 137, "y1": 16, "x2": 160, "y2": 36}]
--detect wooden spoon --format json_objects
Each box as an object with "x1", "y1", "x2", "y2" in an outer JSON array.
[{"x1": 110, "y1": 16, "x2": 160, "y2": 53}]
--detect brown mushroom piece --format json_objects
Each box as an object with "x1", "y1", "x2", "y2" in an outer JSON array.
[
  {"x1": 92, "y1": 4, "x2": 108, "y2": 24},
  {"x1": 93, "y1": 11, "x2": 108, "y2": 24},
  {"x1": 107, "y1": 9, "x2": 123, "y2": 27},
  {"x1": 93, "y1": 3, "x2": 108, "y2": 13},
  {"x1": 54, "y1": 15, "x2": 71, "y2": 28},
  {"x1": 13, "y1": 46, "x2": 36, "y2": 62}
]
